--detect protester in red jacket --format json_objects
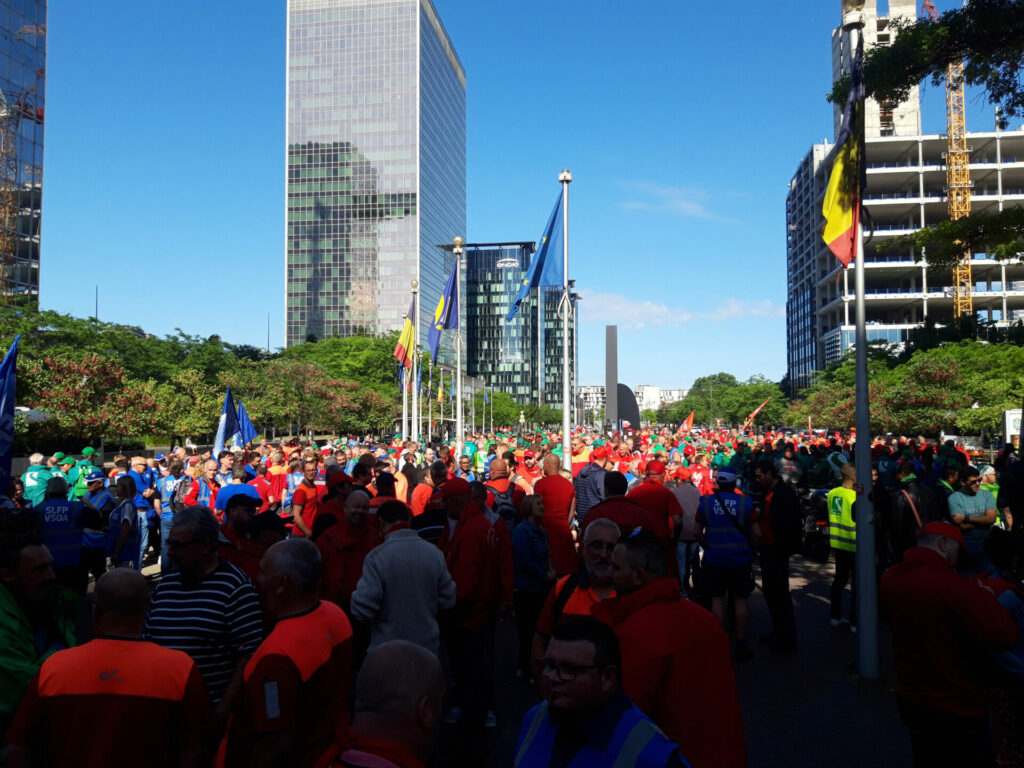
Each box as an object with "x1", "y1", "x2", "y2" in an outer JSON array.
[
  {"x1": 438, "y1": 477, "x2": 499, "y2": 765},
  {"x1": 626, "y1": 461, "x2": 684, "y2": 536},
  {"x1": 317, "y1": 489, "x2": 381, "y2": 614},
  {"x1": 592, "y1": 530, "x2": 746, "y2": 768},
  {"x1": 881, "y1": 521, "x2": 1018, "y2": 766}
]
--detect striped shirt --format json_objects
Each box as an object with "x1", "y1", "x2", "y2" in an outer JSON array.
[{"x1": 145, "y1": 559, "x2": 263, "y2": 702}]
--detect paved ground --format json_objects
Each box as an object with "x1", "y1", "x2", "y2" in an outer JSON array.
[{"x1": 447, "y1": 553, "x2": 912, "y2": 767}]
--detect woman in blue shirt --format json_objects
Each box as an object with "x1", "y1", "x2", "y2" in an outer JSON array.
[{"x1": 106, "y1": 475, "x2": 141, "y2": 570}]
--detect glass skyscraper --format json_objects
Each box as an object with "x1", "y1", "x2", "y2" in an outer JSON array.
[
  {"x1": 285, "y1": 0, "x2": 466, "y2": 349},
  {"x1": 0, "y1": 2, "x2": 45, "y2": 301},
  {"x1": 463, "y1": 241, "x2": 577, "y2": 408}
]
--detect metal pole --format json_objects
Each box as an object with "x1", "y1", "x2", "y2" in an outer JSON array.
[
  {"x1": 559, "y1": 169, "x2": 572, "y2": 470},
  {"x1": 454, "y1": 238, "x2": 464, "y2": 458},
  {"x1": 844, "y1": 4, "x2": 878, "y2": 680},
  {"x1": 428, "y1": 360, "x2": 433, "y2": 444},
  {"x1": 411, "y1": 281, "x2": 419, "y2": 443},
  {"x1": 401, "y1": 342, "x2": 409, "y2": 441},
  {"x1": 537, "y1": 287, "x2": 543, "y2": 408}
]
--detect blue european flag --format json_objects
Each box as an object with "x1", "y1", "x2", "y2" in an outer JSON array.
[
  {"x1": 427, "y1": 262, "x2": 459, "y2": 363},
  {"x1": 237, "y1": 401, "x2": 259, "y2": 446},
  {"x1": 0, "y1": 335, "x2": 18, "y2": 495},
  {"x1": 213, "y1": 387, "x2": 242, "y2": 456},
  {"x1": 483, "y1": 387, "x2": 489, "y2": 405},
  {"x1": 507, "y1": 189, "x2": 564, "y2": 321},
  {"x1": 449, "y1": 376, "x2": 456, "y2": 399},
  {"x1": 416, "y1": 359, "x2": 423, "y2": 394}
]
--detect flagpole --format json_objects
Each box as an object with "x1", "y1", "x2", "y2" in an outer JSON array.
[
  {"x1": 559, "y1": 169, "x2": 572, "y2": 470},
  {"x1": 453, "y1": 237, "x2": 465, "y2": 458},
  {"x1": 537, "y1": 288, "x2": 543, "y2": 411},
  {"x1": 842, "y1": 0, "x2": 878, "y2": 680},
  {"x1": 411, "y1": 280, "x2": 419, "y2": 443},
  {"x1": 401, "y1": 327, "x2": 409, "y2": 441}
]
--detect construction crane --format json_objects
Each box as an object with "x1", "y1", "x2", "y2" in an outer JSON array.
[
  {"x1": 922, "y1": 0, "x2": 973, "y2": 318},
  {"x1": 0, "y1": 80, "x2": 42, "y2": 300}
]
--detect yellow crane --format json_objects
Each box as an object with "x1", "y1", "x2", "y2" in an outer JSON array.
[{"x1": 923, "y1": 0, "x2": 973, "y2": 318}]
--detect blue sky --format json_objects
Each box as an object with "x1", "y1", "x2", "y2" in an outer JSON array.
[{"x1": 40, "y1": 0, "x2": 995, "y2": 390}]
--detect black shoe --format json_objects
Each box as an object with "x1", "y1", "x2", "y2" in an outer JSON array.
[
  {"x1": 734, "y1": 641, "x2": 754, "y2": 661},
  {"x1": 758, "y1": 633, "x2": 775, "y2": 646}
]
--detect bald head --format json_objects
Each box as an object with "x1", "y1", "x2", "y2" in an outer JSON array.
[
  {"x1": 262, "y1": 538, "x2": 322, "y2": 596},
  {"x1": 95, "y1": 568, "x2": 149, "y2": 618},
  {"x1": 542, "y1": 453, "x2": 561, "y2": 474},
  {"x1": 488, "y1": 458, "x2": 508, "y2": 478},
  {"x1": 355, "y1": 640, "x2": 444, "y2": 716},
  {"x1": 93, "y1": 569, "x2": 149, "y2": 635}
]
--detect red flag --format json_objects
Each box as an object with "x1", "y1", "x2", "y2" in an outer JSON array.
[
  {"x1": 741, "y1": 397, "x2": 771, "y2": 432},
  {"x1": 679, "y1": 411, "x2": 694, "y2": 434}
]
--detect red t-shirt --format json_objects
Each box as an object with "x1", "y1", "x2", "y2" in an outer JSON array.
[
  {"x1": 289, "y1": 483, "x2": 325, "y2": 537},
  {"x1": 534, "y1": 475, "x2": 577, "y2": 576},
  {"x1": 410, "y1": 483, "x2": 433, "y2": 517}
]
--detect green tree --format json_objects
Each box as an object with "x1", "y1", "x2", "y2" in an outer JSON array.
[{"x1": 280, "y1": 334, "x2": 401, "y2": 391}]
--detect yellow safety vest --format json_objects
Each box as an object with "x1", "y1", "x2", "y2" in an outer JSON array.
[{"x1": 826, "y1": 486, "x2": 857, "y2": 552}]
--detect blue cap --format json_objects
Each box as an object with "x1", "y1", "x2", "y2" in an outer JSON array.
[
  {"x1": 86, "y1": 469, "x2": 106, "y2": 483},
  {"x1": 154, "y1": 453, "x2": 165, "y2": 461},
  {"x1": 716, "y1": 467, "x2": 738, "y2": 484}
]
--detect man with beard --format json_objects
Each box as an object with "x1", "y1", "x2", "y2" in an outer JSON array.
[{"x1": 515, "y1": 616, "x2": 687, "y2": 767}]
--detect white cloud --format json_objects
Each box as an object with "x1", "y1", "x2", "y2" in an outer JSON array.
[
  {"x1": 578, "y1": 291, "x2": 784, "y2": 330},
  {"x1": 618, "y1": 181, "x2": 734, "y2": 222}
]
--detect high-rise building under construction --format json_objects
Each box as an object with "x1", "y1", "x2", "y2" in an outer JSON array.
[
  {"x1": 785, "y1": 0, "x2": 1024, "y2": 390},
  {"x1": 0, "y1": 3, "x2": 45, "y2": 302},
  {"x1": 285, "y1": 0, "x2": 466, "y2": 352}
]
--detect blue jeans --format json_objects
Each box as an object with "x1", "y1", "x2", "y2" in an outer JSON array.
[
  {"x1": 676, "y1": 541, "x2": 701, "y2": 596},
  {"x1": 160, "y1": 515, "x2": 174, "y2": 574},
  {"x1": 137, "y1": 512, "x2": 149, "y2": 566}
]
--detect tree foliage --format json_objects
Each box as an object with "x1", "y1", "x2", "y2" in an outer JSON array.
[
  {"x1": 659, "y1": 374, "x2": 789, "y2": 428},
  {"x1": 788, "y1": 341, "x2": 1024, "y2": 436}
]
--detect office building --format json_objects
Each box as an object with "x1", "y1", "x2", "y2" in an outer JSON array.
[
  {"x1": 285, "y1": 0, "x2": 466, "y2": 352},
  {"x1": 0, "y1": 3, "x2": 44, "y2": 301},
  {"x1": 462, "y1": 241, "x2": 578, "y2": 408},
  {"x1": 785, "y1": 0, "x2": 1024, "y2": 390}
]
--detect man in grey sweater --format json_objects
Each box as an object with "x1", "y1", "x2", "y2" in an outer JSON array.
[{"x1": 350, "y1": 499, "x2": 456, "y2": 655}]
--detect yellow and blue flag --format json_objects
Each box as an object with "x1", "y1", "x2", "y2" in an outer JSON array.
[
  {"x1": 427, "y1": 263, "x2": 459, "y2": 362},
  {"x1": 393, "y1": 297, "x2": 416, "y2": 369},
  {"x1": 507, "y1": 189, "x2": 564, "y2": 321}
]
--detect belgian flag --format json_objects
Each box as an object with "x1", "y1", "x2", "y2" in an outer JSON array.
[
  {"x1": 822, "y1": 34, "x2": 865, "y2": 268},
  {"x1": 393, "y1": 297, "x2": 415, "y2": 369}
]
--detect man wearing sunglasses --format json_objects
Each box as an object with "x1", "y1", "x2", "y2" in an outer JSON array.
[
  {"x1": 948, "y1": 465, "x2": 998, "y2": 574},
  {"x1": 516, "y1": 616, "x2": 687, "y2": 768}
]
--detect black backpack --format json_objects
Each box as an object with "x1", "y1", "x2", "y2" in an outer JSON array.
[{"x1": 486, "y1": 484, "x2": 518, "y2": 526}]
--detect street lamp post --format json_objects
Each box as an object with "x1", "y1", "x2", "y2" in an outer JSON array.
[{"x1": 453, "y1": 236, "x2": 465, "y2": 457}]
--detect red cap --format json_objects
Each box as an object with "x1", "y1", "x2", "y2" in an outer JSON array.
[
  {"x1": 647, "y1": 460, "x2": 666, "y2": 476},
  {"x1": 683, "y1": 445, "x2": 696, "y2": 456},
  {"x1": 637, "y1": 460, "x2": 648, "y2": 475},
  {"x1": 439, "y1": 477, "x2": 472, "y2": 497},
  {"x1": 920, "y1": 521, "x2": 965, "y2": 547},
  {"x1": 524, "y1": 450, "x2": 535, "y2": 458},
  {"x1": 592, "y1": 445, "x2": 610, "y2": 460},
  {"x1": 187, "y1": 456, "x2": 201, "y2": 465},
  {"x1": 673, "y1": 467, "x2": 691, "y2": 481}
]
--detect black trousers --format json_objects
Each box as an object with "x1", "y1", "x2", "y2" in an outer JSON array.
[
  {"x1": 760, "y1": 547, "x2": 796, "y2": 646},
  {"x1": 898, "y1": 697, "x2": 994, "y2": 768},
  {"x1": 831, "y1": 548, "x2": 856, "y2": 623},
  {"x1": 447, "y1": 625, "x2": 487, "y2": 764},
  {"x1": 514, "y1": 589, "x2": 546, "y2": 676}
]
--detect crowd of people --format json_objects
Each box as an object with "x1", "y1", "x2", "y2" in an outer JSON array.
[{"x1": 0, "y1": 424, "x2": 1022, "y2": 767}]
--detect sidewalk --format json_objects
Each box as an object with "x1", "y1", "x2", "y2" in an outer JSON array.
[
  {"x1": 477, "y1": 553, "x2": 912, "y2": 767},
  {"x1": 736, "y1": 554, "x2": 911, "y2": 768}
]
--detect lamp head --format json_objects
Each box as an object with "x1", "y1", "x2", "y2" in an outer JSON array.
[
  {"x1": 452, "y1": 236, "x2": 463, "y2": 248},
  {"x1": 841, "y1": 0, "x2": 864, "y2": 10}
]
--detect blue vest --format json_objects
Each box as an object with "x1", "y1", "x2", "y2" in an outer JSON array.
[
  {"x1": 194, "y1": 479, "x2": 215, "y2": 507},
  {"x1": 514, "y1": 700, "x2": 684, "y2": 768},
  {"x1": 38, "y1": 498, "x2": 85, "y2": 568},
  {"x1": 83, "y1": 489, "x2": 114, "y2": 549},
  {"x1": 106, "y1": 500, "x2": 140, "y2": 562},
  {"x1": 284, "y1": 473, "x2": 303, "y2": 505},
  {"x1": 699, "y1": 492, "x2": 753, "y2": 568}
]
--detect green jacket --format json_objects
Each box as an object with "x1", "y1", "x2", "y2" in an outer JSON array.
[{"x1": 0, "y1": 582, "x2": 80, "y2": 716}]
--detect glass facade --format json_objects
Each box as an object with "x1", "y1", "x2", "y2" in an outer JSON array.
[
  {"x1": 285, "y1": 0, "x2": 465, "y2": 349},
  {"x1": 463, "y1": 241, "x2": 577, "y2": 407},
  {"x1": 0, "y1": 1, "x2": 44, "y2": 301},
  {"x1": 464, "y1": 243, "x2": 538, "y2": 401}
]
